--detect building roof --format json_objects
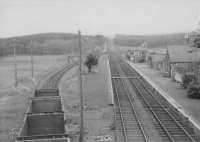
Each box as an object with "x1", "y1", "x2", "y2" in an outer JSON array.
[{"x1": 167, "y1": 45, "x2": 200, "y2": 62}]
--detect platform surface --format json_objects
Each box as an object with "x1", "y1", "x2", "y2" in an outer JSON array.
[{"x1": 127, "y1": 61, "x2": 200, "y2": 130}]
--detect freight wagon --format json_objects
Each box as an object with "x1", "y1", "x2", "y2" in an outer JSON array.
[
  {"x1": 16, "y1": 113, "x2": 70, "y2": 142},
  {"x1": 16, "y1": 89, "x2": 70, "y2": 142},
  {"x1": 28, "y1": 97, "x2": 64, "y2": 114}
]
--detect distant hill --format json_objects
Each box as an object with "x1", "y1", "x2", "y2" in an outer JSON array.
[
  {"x1": 114, "y1": 33, "x2": 187, "y2": 48},
  {"x1": 0, "y1": 33, "x2": 105, "y2": 56}
]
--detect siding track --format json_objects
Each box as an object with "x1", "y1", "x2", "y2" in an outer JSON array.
[{"x1": 40, "y1": 63, "x2": 74, "y2": 89}]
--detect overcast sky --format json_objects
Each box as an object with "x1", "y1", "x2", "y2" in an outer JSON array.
[{"x1": 0, "y1": 0, "x2": 200, "y2": 37}]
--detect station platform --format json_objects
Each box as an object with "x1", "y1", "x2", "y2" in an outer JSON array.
[
  {"x1": 127, "y1": 61, "x2": 200, "y2": 131},
  {"x1": 106, "y1": 56, "x2": 114, "y2": 105}
]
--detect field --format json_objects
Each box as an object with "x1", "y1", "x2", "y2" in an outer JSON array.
[
  {"x1": 0, "y1": 55, "x2": 67, "y2": 142},
  {"x1": 0, "y1": 55, "x2": 67, "y2": 89}
]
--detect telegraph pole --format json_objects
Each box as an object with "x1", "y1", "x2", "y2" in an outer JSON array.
[
  {"x1": 78, "y1": 31, "x2": 84, "y2": 142},
  {"x1": 13, "y1": 40, "x2": 18, "y2": 87},
  {"x1": 30, "y1": 40, "x2": 34, "y2": 79}
]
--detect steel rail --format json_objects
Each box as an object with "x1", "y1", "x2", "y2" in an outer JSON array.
[
  {"x1": 127, "y1": 75, "x2": 175, "y2": 142},
  {"x1": 137, "y1": 77, "x2": 196, "y2": 142},
  {"x1": 121, "y1": 61, "x2": 196, "y2": 142},
  {"x1": 110, "y1": 57, "x2": 148, "y2": 142},
  {"x1": 120, "y1": 77, "x2": 148, "y2": 142},
  {"x1": 112, "y1": 78, "x2": 129, "y2": 142},
  {"x1": 112, "y1": 76, "x2": 140, "y2": 79},
  {"x1": 42, "y1": 63, "x2": 74, "y2": 89},
  {"x1": 113, "y1": 58, "x2": 173, "y2": 141},
  {"x1": 123, "y1": 62, "x2": 196, "y2": 142},
  {"x1": 117, "y1": 62, "x2": 174, "y2": 142},
  {"x1": 113, "y1": 58, "x2": 148, "y2": 142}
]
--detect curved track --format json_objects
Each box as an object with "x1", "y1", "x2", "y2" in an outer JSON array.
[
  {"x1": 39, "y1": 63, "x2": 74, "y2": 89},
  {"x1": 109, "y1": 55, "x2": 198, "y2": 142}
]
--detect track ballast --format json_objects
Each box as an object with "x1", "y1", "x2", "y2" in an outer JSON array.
[{"x1": 109, "y1": 55, "x2": 198, "y2": 142}]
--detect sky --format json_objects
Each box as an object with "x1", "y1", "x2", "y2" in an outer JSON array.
[{"x1": 0, "y1": 0, "x2": 200, "y2": 37}]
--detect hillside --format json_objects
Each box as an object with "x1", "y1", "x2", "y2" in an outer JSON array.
[
  {"x1": 114, "y1": 33, "x2": 187, "y2": 48},
  {"x1": 0, "y1": 33, "x2": 105, "y2": 56}
]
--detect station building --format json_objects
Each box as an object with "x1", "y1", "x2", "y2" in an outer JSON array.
[{"x1": 146, "y1": 45, "x2": 200, "y2": 84}]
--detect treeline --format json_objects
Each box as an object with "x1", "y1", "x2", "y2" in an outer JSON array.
[
  {"x1": 114, "y1": 33, "x2": 187, "y2": 47},
  {"x1": 0, "y1": 33, "x2": 105, "y2": 57}
]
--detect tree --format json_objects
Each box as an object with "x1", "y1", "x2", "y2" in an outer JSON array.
[
  {"x1": 193, "y1": 22, "x2": 200, "y2": 48},
  {"x1": 194, "y1": 37, "x2": 200, "y2": 48},
  {"x1": 84, "y1": 53, "x2": 98, "y2": 73}
]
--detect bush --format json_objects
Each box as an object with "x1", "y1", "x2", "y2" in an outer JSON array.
[
  {"x1": 187, "y1": 81, "x2": 200, "y2": 98},
  {"x1": 84, "y1": 53, "x2": 98, "y2": 73},
  {"x1": 126, "y1": 54, "x2": 130, "y2": 60},
  {"x1": 182, "y1": 73, "x2": 196, "y2": 88}
]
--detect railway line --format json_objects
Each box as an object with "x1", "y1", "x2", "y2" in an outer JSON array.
[
  {"x1": 110, "y1": 55, "x2": 147, "y2": 142},
  {"x1": 113, "y1": 77, "x2": 147, "y2": 142},
  {"x1": 40, "y1": 63, "x2": 75, "y2": 89},
  {"x1": 109, "y1": 55, "x2": 199, "y2": 142}
]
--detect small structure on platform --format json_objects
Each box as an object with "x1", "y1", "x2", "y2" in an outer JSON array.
[
  {"x1": 146, "y1": 52, "x2": 166, "y2": 71},
  {"x1": 127, "y1": 47, "x2": 147, "y2": 63},
  {"x1": 146, "y1": 48, "x2": 166, "y2": 73}
]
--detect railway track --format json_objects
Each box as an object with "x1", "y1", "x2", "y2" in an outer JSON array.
[
  {"x1": 40, "y1": 63, "x2": 74, "y2": 89},
  {"x1": 110, "y1": 55, "x2": 147, "y2": 142},
  {"x1": 113, "y1": 78, "x2": 147, "y2": 142},
  {"x1": 109, "y1": 55, "x2": 198, "y2": 142}
]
